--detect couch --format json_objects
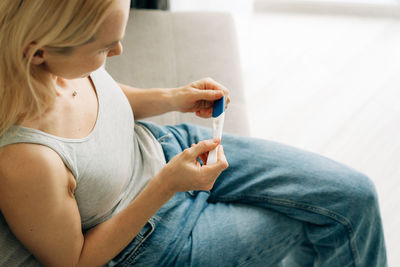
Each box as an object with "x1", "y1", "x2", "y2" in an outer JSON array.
[{"x1": 106, "y1": 10, "x2": 250, "y2": 136}]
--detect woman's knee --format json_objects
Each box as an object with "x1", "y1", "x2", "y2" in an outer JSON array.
[{"x1": 339, "y1": 170, "x2": 380, "y2": 216}]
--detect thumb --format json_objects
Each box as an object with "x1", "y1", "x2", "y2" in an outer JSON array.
[
  {"x1": 195, "y1": 89, "x2": 224, "y2": 101},
  {"x1": 190, "y1": 139, "x2": 220, "y2": 158},
  {"x1": 202, "y1": 145, "x2": 229, "y2": 173}
]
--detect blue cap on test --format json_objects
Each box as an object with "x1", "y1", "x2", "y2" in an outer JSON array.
[{"x1": 212, "y1": 95, "x2": 225, "y2": 118}]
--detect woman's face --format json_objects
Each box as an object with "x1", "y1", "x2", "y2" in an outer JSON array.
[{"x1": 42, "y1": 0, "x2": 130, "y2": 79}]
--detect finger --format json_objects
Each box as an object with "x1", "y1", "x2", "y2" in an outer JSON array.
[
  {"x1": 199, "y1": 152, "x2": 208, "y2": 165},
  {"x1": 217, "y1": 145, "x2": 229, "y2": 169},
  {"x1": 190, "y1": 139, "x2": 220, "y2": 158},
  {"x1": 193, "y1": 144, "x2": 204, "y2": 165},
  {"x1": 191, "y1": 78, "x2": 230, "y2": 97},
  {"x1": 200, "y1": 146, "x2": 228, "y2": 176},
  {"x1": 195, "y1": 110, "x2": 206, "y2": 118},
  {"x1": 203, "y1": 77, "x2": 229, "y2": 92},
  {"x1": 194, "y1": 88, "x2": 224, "y2": 101},
  {"x1": 196, "y1": 108, "x2": 213, "y2": 118},
  {"x1": 195, "y1": 87, "x2": 229, "y2": 112},
  {"x1": 198, "y1": 100, "x2": 213, "y2": 109},
  {"x1": 225, "y1": 95, "x2": 231, "y2": 107}
]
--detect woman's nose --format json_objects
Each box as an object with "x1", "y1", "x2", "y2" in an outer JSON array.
[{"x1": 107, "y1": 41, "x2": 123, "y2": 57}]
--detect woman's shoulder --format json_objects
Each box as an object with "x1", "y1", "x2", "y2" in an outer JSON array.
[
  {"x1": 0, "y1": 143, "x2": 73, "y2": 196},
  {"x1": 0, "y1": 141, "x2": 60, "y2": 163}
]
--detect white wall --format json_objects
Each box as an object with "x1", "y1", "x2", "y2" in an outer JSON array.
[{"x1": 170, "y1": 0, "x2": 253, "y2": 15}]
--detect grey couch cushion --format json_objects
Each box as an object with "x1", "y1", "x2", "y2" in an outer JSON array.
[{"x1": 106, "y1": 10, "x2": 249, "y2": 136}]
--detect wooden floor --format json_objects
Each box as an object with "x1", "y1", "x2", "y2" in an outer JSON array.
[{"x1": 239, "y1": 9, "x2": 400, "y2": 266}]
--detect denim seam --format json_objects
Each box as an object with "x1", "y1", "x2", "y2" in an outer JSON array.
[
  {"x1": 123, "y1": 219, "x2": 156, "y2": 265},
  {"x1": 210, "y1": 194, "x2": 360, "y2": 266},
  {"x1": 126, "y1": 241, "x2": 150, "y2": 265}
]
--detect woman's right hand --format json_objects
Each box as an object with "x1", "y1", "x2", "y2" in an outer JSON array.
[{"x1": 159, "y1": 139, "x2": 229, "y2": 194}]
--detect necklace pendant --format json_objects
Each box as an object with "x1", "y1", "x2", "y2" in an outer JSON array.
[{"x1": 72, "y1": 90, "x2": 78, "y2": 97}]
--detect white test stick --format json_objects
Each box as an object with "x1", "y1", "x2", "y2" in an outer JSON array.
[
  {"x1": 207, "y1": 113, "x2": 225, "y2": 164},
  {"x1": 207, "y1": 96, "x2": 225, "y2": 165}
]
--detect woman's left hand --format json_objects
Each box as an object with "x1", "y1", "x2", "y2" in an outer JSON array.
[{"x1": 172, "y1": 77, "x2": 230, "y2": 118}]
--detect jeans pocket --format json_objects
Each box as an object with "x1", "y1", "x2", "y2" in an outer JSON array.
[{"x1": 106, "y1": 219, "x2": 155, "y2": 266}]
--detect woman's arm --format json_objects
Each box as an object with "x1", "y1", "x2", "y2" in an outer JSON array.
[
  {"x1": 119, "y1": 77, "x2": 230, "y2": 119},
  {"x1": 0, "y1": 140, "x2": 228, "y2": 266}
]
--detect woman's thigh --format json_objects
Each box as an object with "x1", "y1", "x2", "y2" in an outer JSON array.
[
  {"x1": 141, "y1": 121, "x2": 376, "y2": 223},
  {"x1": 176, "y1": 202, "x2": 304, "y2": 267},
  {"x1": 141, "y1": 121, "x2": 373, "y2": 215},
  {"x1": 211, "y1": 130, "x2": 371, "y2": 221}
]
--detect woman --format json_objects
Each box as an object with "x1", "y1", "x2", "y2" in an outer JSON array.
[{"x1": 0, "y1": 0, "x2": 387, "y2": 266}]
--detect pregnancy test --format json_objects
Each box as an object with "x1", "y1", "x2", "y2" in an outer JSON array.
[{"x1": 207, "y1": 96, "x2": 225, "y2": 165}]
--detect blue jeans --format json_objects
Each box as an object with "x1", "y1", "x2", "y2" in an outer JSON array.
[{"x1": 106, "y1": 122, "x2": 387, "y2": 267}]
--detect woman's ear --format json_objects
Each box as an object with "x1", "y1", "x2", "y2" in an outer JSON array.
[{"x1": 24, "y1": 42, "x2": 45, "y2": 65}]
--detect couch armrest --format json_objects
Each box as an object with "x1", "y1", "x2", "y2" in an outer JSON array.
[{"x1": 106, "y1": 10, "x2": 249, "y2": 136}]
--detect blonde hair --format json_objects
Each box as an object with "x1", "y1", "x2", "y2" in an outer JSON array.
[{"x1": 0, "y1": 0, "x2": 115, "y2": 136}]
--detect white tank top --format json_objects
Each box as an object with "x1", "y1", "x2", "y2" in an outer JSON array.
[{"x1": 0, "y1": 67, "x2": 166, "y2": 266}]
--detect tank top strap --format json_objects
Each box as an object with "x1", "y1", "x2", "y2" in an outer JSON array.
[{"x1": 0, "y1": 126, "x2": 79, "y2": 178}]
